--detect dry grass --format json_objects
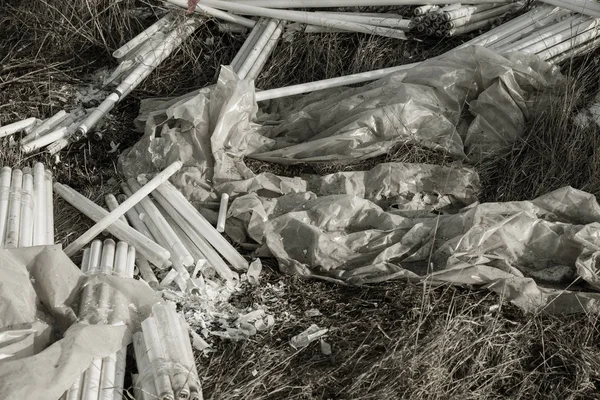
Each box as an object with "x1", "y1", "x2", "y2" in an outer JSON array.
[
  {"x1": 3, "y1": 1, "x2": 600, "y2": 399},
  {"x1": 195, "y1": 266, "x2": 600, "y2": 400},
  {"x1": 478, "y1": 54, "x2": 600, "y2": 203}
]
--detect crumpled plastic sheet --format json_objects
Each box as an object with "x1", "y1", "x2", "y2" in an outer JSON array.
[
  {"x1": 248, "y1": 48, "x2": 563, "y2": 164},
  {"x1": 0, "y1": 245, "x2": 160, "y2": 400},
  {"x1": 116, "y1": 46, "x2": 600, "y2": 314},
  {"x1": 236, "y1": 186, "x2": 600, "y2": 314},
  {"x1": 120, "y1": 46, "x2": 562, "y2": 200}
]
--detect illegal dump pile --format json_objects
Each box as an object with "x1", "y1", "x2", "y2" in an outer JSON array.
[{"x1": 2, "y1": 0, "x2": 600, "y2": 399}]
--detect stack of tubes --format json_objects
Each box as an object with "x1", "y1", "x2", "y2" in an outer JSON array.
[
  {"x1": 61, "y1": 239, "x2": 134, "y2": 400},
  {"x1": 0, "y1": 14, "x2": 206, "y2": 155},
  {"x1": 169, "y1": 0, "x2": 410, "y2": 39},
  {"x1": 0, "y1": 162, "x2": 53, "y2": 248},
  {"x1": 54, "y1": 176, "x2": 245, "y2": 293},
  {"x1": 133, "y1": 303, "x2": 201, "y2": 400},
  {"x1": 412, "y1": 3, "x2": 521, "y2": 37},
  {"x1": 250, "y1": 4, "x2": 600, "y2": 102},
  {"x1": 283, "y1": 11, "x2": 413, "y2": 34},
  {"x1": 231, "y1": 17, "x2": 286, "y2": 80},
  {"x1": 0, "y1": 108, "x2": 89, "y2": 155},
  {"x1": 457, "y1": 5, "x2": 600, "y2": 64}
]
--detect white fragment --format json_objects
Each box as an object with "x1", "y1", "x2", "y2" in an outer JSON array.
[
  {"x1": 247, "y1": 259, "x2": 262, "y2": 285},
  {"x1": 320, "y1": 339, "x2": 332, "y2": 356},
  {"x1": 290, "y1": 324, "x2": 328, "y2": 350},
  {"x1": 304, "y1": 308, "x2": 322, "y2": 318},
  {"x1": 190, "y1": 330, "x2": 211, "y2": 351}
]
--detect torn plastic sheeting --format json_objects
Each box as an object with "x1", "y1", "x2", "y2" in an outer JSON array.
[
  {"x1": 219, "y1": 161, "x2": 480, "y2": 212},
  {"x1": 118, "y1": 69, "x2": 262, "y2": 202},
  {"x1": 247, "y1": 47, "x2": 563, "y2": 165},
  {"x1": 224, "y1": 159, "x2": 480, "y2": 246},
  {"x1": 119, "y1": 46, "x2": 562, "y2": 206},
  {"x1": 0, "y1": 245, "x2": 161, "y2": 400},
  {"x1": 240, "y1": 186, "x2": 600, "y2": 314}
]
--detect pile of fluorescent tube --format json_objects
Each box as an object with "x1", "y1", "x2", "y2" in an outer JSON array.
[
  {"x1": 412, "y1": 3, "x2": 521, "y2": 37},
  {"x1": 55, "y1": 167, "x2": 245, "y2": 293},
  {"x1": 60, "y1": 239, "x2": 134, "y2": 400},
  {"x1": 133, "y1": 303, "x2": 201, "y2": 400},
  {"x1": 0, "y1": 162, "x2": 54, "y2": 248}
]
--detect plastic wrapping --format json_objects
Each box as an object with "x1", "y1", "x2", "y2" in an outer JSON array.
[
  {"x1": 117, "y1": 46, "x2": 600, "y2": 314},
  {"x1": 0, "y1": 245, "x2": 161, "y2": 400},
  {"x1": 120, "y1": 46, "x2": 562, "y2": 199}
]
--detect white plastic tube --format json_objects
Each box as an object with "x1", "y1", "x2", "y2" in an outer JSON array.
[
  {"x1": 126, "y1": 245, "x2": 136, "y2": 279},
  {"x1": 4, "y1": 169, "x2": 23, "y2": 248},
  {"x1": 81, "y1": 359, "x2": 103, "y2": 400},
  {"x1": 32, "y1": 163, "x2": 47, "y2": 246},
  {"x1": 444, "y1": 3, "x2": 517, "y2": 29},
  {"x1": 442, "y1": 3, "x2": 500, "y2": 21},
  {"x1": 21, "y1": 126, "x2": 69, "y2": 153},
  {"x1": 446, "y1": 16, "x2": 499, "y2": 36},
  {"x1": 99, "y1": 353, "x2": 117, "y2": 400},
  {"x1": 45, "y1": 170, "x2": 54, "y2": 245},
  {"x1": 22, "y1": 110, "x2": 68, "y2": 144},
  {"x1": 135, "y1": 256, "x2": 159, "y2": 288},
  {"x1": 133, "y1": 332, "x2": 158, "y2": 400},
  {"x1": 536, "y1": 26, "x2": 600, "y2": 60},
  {"x1": 105, "y1": 194, "x2": 129, "y2": 225},
  {"x1": 0, "y1": 118, "x2": 37, "y2": 138},
  {"x1": 246, "y1": 20, "x2": 285, "y2": 81},
  {"x1": 216, "y1": 193, "x2": 229, "y2": 233},
  {"x1": 519, "y1": 19, "x2": 597, "y2": 55},
  {"x1": 128, "y1": 178, "x2": 194, "y2": 267},
  {"x1": 310, "y1": 12, "x2": 413, "y2": 29},
  {"x1": 255, "y1": 62, "x2": 417, "y2": 101},
  {"x1": 177, "y1": 314, "x2": 201, "y2": 400},
  {"x1": 18, "y1": 168, "x2": 34, "y2": 247},
  {"x1": 549, "y1": 35, "x2": 600, "y2": 63},
  {"x1": 155, "y1": 181, "x2": 249, "y2": 271},
  {"x1": 79, "y1": 20, "x2": 202, "y2": 137},
  {"x1": 540, "y1": 0, "x2": 600, "y2": 18},
  {"x1": 98, "y1": 240, "x2": 123, "y2": 400},
  {"x1": 0, "y1": 167, "x2": 11, "y2": 246},
  {"x1": 458, "y1": 5, "x2": 559, "y2": 48},
  {"x1": 116, "y1": 192, "x2": 154, "y2": 239},
  {"x1": 62, "y1": 161, "x2": 182, "y2": 256},
  {"x1": 67, "y1": 243, "x2": 96, "y2": 400},
  {"x1": 141, "y1": 317, "x2": 174, "y2": 400},
  {"x1": 495, "y1": 14, "x2": 584, "y2": 53},
  {"x1": 54, "y1": 183, "x2": 171, "y2": 268},
  {"x1": 115, "y1": 19, "x2": 202, "y2": 99},
  {"x1": 172, "y1": 0, "x2": 408, "y2": 39},
  {"x1": 157, "y1": 204, "x2": 205, "y2": 262},
  {"x1": 153, "y1": 304, "x2": 190, "y2": 398},
  {"x1": 231, "y1": 18, "x2": 268, "y2": 72},
  {"x1": 485, "y1": 10, "x2": 572, "y2": 49},
  {"x1": 113, "y1": 241, "x2": 129, "y2": 278},
  {"x1": 151, "y1": 188, "x2": 238, "y2": 282},
  {"x1": 238, "y1": 18, "x2": 280, "y2": 79},
  {"x1": 113, "y1": 14, "x2": 174, "y2": 59},
  {"x1": 195, "y1": 4, "x2": 257, "y2": 28}
]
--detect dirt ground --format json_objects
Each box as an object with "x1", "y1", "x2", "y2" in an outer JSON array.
[{"x1": 2, "y1": 1, "x2": 600, "y2": 399}]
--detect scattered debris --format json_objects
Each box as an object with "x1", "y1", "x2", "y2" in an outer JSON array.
[
  {"x1": 304, "y1": 309, "x2": 322, "y2": 318},
  {"x1": 290, "y1": 324, "x2": 329, "y2": 350},
  {"x1": 246, "y1": 258, "x2": 262, "y2": 285},
  {"x1": 320, "y1": 339, "x2": 332, "y2": 356},
  {"x1": 5, "y1": 1, "x2": 600, "y2": 399}
]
